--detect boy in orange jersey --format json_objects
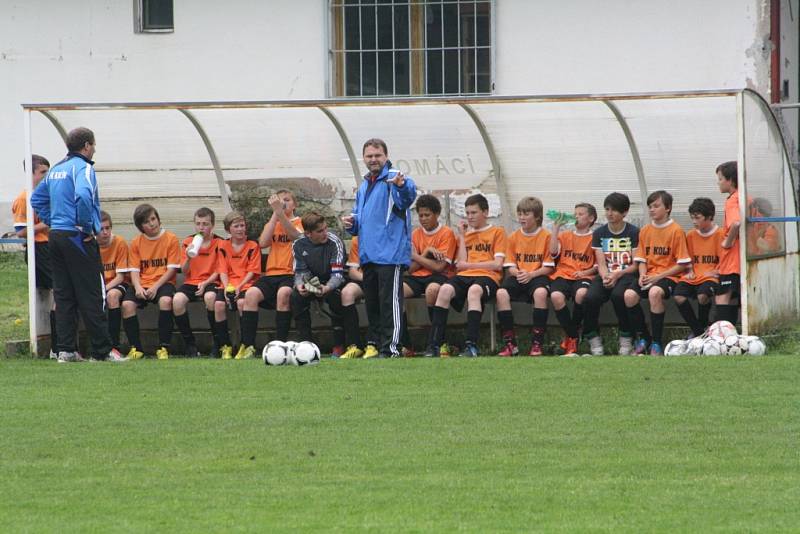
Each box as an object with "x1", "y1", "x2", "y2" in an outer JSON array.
[
  {"x1": 97, "y1": 211, "x2": 131, "y2": 352},
  {"x1": 427, "y1": 193, "x2": 506, "y2": 358},
  {"x1": 747, "y1": 197, "x2": 781, "y2": 255},
  {"x1": 173, "y1": 207, "x2": 222, "y2": 358},
  {"x1": 215, "y1": 211, "x2": 262, "y2": 359},
  {"x1": 237, "y1": 191, "x2": 303, "y2": 359},
  {"x1": 548, "y1": 202, "x2": 598, "y2": 356},
  {"x1": 12, "y1": 154, "x2": 58, "y2": 357},
  {"x1": 122, "y1": 204, "x2": 181, "y2": 359},
  {"x1": 674, "y1": 198, "x2": 724, "y2": 337},
  {"x1": 337, "y1": 236, "x2": 367, "y2": 358},
  {"x1": 715, "y1": 161, "x2": 741, "y2": 324},
  {"x1": 401, "y1": 194, "x2": 457, "y2": 356},
  {"x1": 495, "y1": 197, "x2": 554, "y2": 356},
  {"x1": 627, "y1": 191, "x2": 691, "y2": 355}
]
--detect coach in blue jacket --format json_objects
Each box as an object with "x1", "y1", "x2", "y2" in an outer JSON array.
[
  {"x1": 343, "y1": 139, "x2": 417, "y2": 358},
  {"x1": 31, "y1": 127, "x2": 121, "y2": 362}
]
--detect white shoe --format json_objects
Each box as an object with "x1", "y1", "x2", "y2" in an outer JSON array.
[
  {"x1": 49, "y1": 350, "x2": 58, "y2": 360},
  {"x1": 106, "y1": 348, "x2": 129, "y2": 362},
  {"x1": 57, "y1": 351, "x2": 83, "y2": 363},
  {"x1": 618, "y1": 336, "x2": 634, "y2": 356},
  {"x1": 588, "y1": 336, "x2": 604, "y2": 356}
]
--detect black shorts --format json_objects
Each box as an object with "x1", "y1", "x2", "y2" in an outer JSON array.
[
  {"x1": 445, "y1": 275, "x2": 499, "y2": 312},
  {"x1": 106, "y1": 282, "x2": 131, "y2": 299},
  {"x1": 717, "y1": 274, "x2": 741, "y2": 297},
  {"x1": 252, "y1": 274, "x2": 294, "y2": 309},
  {"x1": 637, "y1": 278, "x2": 677, "y2": 299},
  {"x1": 548, "y1": 277, "x2": 592, "y2": 300},
  {"x1": 673, "y1": 280, "x2": 718, "y2": 299},
  {"x1": 500, "y1": 276, "x2": 550, "y2": 302},
  {"x1": 25, "y1": 241, "x2": 53, "y2": 289},
  {"x1": 122, "y1": 283, "x2": 176, "y2": 308},
  {"x1": 214, "y1": 288, "x2": 246, "y2": 302},
  {"x1": 176, "y1": 283, "x2": 221, "y2": 302},
  {"x1": 404, "y1": 273, "x2": 448, "y2": 298}
]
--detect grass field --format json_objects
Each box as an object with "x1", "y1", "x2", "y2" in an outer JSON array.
[{"x1": 1, "y1": 252, "x2": 799, "y2": 531}]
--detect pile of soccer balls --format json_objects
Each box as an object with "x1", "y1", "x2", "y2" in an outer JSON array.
[
  {"x1": 664, "y1": 320, "x2": 767, "y2": 356},
  {"x1": 262, "y1": 340, "x2": 321, "y2": 366}
]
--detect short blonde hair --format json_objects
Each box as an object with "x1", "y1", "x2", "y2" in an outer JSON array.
[
  {"x1": 223, "y1": 211, "x2": 245, "y2": 232},
  {"x1": 516, "y1": 196, "x2": 543, "y2": 225}
]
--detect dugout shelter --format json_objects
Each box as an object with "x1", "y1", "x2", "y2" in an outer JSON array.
[{"x1": 20, "y1": 89, "x2": 799, "y2": 354}]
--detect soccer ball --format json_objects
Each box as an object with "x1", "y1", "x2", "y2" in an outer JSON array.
[
  {"x1": 723, "y1": 335, "x2": 743, "y2": 355},
  {"x1": 701, "y1": 338, "x2": 723, "y2": 356},
  {"x1": 745, "y1": 336, "x2": 767, "y2": 356},
  {"x1": 262, "y1": 341, "x2": 289, "y2": 366},
  {"x1": 292, "y1": 341, "x2": 321, "y2": 366},
  {"x1": 284, "y1": 341, "x2": 299, "y2": 365},
  {"x1": 706, "y1": 320, "x2": 738, "y2": 340},
  {"x1": 664, "y1": 339, "x2": 688, "y2": 356},
  {"x1": 686, "y1": 336, "x2": 705, "y2": 355}
]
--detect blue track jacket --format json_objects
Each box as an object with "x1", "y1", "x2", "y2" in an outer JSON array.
[
  {"x1": 30, "y1": 153, "x2": 102, "y2": 235},
  {"x1": 347, "y1": 161, "x2": 417, "y2": 266}
]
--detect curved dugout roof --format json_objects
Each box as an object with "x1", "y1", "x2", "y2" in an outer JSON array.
[{"x1": 21, "y1": 89, "x2": 800, "y2": 343}]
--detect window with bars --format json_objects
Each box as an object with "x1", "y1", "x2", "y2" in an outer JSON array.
[{"x1": 330, "y1": 0, "x2": 492, "y2": 97}]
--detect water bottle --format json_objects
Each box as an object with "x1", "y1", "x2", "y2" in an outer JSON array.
[{"x1": 186, "y1": 233, "x2": 204, "y2": 258}]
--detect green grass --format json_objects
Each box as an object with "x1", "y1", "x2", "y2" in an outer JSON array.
[
  {"x1": 0, "y1": 253, "x2": 30, "y2": 356},
  {"x1": 1, "y1": 356, "x2": 799, "y2": 532}
]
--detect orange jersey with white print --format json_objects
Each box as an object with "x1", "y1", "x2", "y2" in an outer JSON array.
[
  {"x1": 634, "y1": 219, "x2": 691, "y2": 281},
  {"x1": 719, "y1": 192, "x2": 740, "y2": 275},
  {"x1": 217, "y1": 239, "x2": 261, "y2": 291},
  {"x1": 265, "y1": 216, "x2": 303, "y2": 276},
  {"x1": 129, "y1": 230, "x2": 181, "y2": 288},
  {"x1": 181, "y1": 235, "x2": 223, "y2": 286},
  {"x1": 99, "y1": 234, "x2": 130, "y2": 285},
  {"x1": 550, "y1": 229, "x2": 595, "y2": 280},
  {"x1": 458, "y1": 225, "x2": 507, "y2": 284},
  {"x1": 504, "y1": 227, "x2": 554, "y2": 273},
  {"x1": 347, "y1": 236, "x2": 360, "y2": 268},
  {"x1": 11, "y1": 190, "x2": 48, "y2": 243},
  {"x1": 681, "y1": 225, "x2": 724, "y2": 285},
  {"x1": 411, "y1": 224, "x2": 457, "y2": 278}
]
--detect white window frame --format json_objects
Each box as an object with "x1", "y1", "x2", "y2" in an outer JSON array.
[{"x1": 134, "y1": 0, "x2": 174, "y2": 34}]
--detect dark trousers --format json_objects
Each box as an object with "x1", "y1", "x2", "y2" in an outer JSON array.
[
  {"x1": 582, "y1": 274, "x2": 634, "y2": 337},
  {"x1": 362, "y1": 263, "x2": 404, "y2": 356},
  {"x1": 49, "y1": 230, "x2": 112, "y2": 357},
  {"x1": 290, "y1": 289, "x2": 344, "y2": 344}
]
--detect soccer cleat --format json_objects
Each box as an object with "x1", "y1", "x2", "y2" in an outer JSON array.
[
  {"x1": 49, "y1": 350, "x2": 58, "y2": 360},
  {"x1": 618, "y1": 336, "x2": 634, "y2": 356},
  {"x1": 127, "y1": 346, "x2": 144, "y2": 360},
  {"x1": 340, "y1": 345, "x2": 364, "y2": 359},
  {"x1": 438, "y1": 344, "x2": 452, "y2": 358},
  {"x1": 401, "y1": 347, "x2": 416, "y2": 358},
  {"x1": 57, "y1": 351, "x2": 82, "y2": 363},
  {"x1": 528, "y1": 340, "x2": 543, "y2": 357},
  {"x1": 184, "y1": 344, "x2": 200, "y2": 358},
  {"x1": 422, "y1": 346, "x2": 438, "y2": 358},
  {"x1": 330, "y1": 345, "x2": 344, "y2": 359},
  {"x1": 588, "y1": 336, "x2": 604, "y2": 356},
  {"x1": 234, "y1": 345, "x2": 255, "y2": 360},
  {"x1": 220, "y1": 345, "x2": 233, "y2": 360},
  {"x1": 107, "y1": 348, "x2": 128, "y2": 362},
  {"x1": 156, "y1": 347, "x2": 170, "y2": 360},
  {"x1": 633, "y1": 338, "x2": 649, "y2": 355},
  {"x1": 459, "y1": 343, "x2": 479, "y2": 357},
  {"x1": 498, "y1": 340, "x2": 519, "y2": 357},
  {"x1": 649, "y1": 342, "x2": 664, "y2": 356},
  {"x1": 363, "y1": 344, "x2": 379, "y2": 359},
  {"x1": 563, "y1": 336, "x2": 579, "y2": 356}
]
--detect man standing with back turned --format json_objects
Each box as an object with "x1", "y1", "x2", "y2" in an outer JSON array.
[
  {"x1": 342, "y1": 139, "x2": 417, "y2": 358},
  {"x1": 30, "y1": 127, "x2": 127, "y2": 363}
]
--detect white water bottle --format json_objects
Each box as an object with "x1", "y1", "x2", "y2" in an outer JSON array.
[{"x1": 186, "y1": 233, "x2": 204, "y2": 258}]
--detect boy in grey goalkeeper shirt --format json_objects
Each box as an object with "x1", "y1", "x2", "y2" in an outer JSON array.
[{"x1": 290, "y1": 211, "x2": 346, "y2": 344}]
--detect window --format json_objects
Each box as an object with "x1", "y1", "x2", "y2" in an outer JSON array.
[
  {"x1": 330, "y1": 0, "x2": 492, "y2": 97},
  {"x1": 135, "y1": 0, "x2": 174, "y2": 33}
]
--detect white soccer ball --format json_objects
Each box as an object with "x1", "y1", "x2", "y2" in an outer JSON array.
[
  {"x1": 284, "y1": 341, "x2": 299, "y2": 365},
  {"x1": 292, "y1": 341, "x2": 321, "y2": 366},
  {"x1": 746, "y1": 336, "x2": 767, "y2": 356},
  {"x1": 706, "y1": 320, "x2": 738, "y2": 340},
  {"x1": 262, "y1": 340, "x2": 289, "y2": 366},
  {"x1": 664, "y1": 339, "x2": 688, "y2": 356},
  {"x1": 701, "y1": 338, "x2": 723, "y2": 356},
  {"x1": 686, "y1": 336, "x2": 705, "y2": 355}
]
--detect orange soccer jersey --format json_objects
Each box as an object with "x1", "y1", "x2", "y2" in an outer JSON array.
[
  {"x1": 11, "y1": 190, "x2": 48, "y2": 243},
  {"x1": 265, "y1": 216, "x2": 303, "y2": 276},
  {"x1": 129, "y1": 230, "x2": 181, "y2": 288},
  {"x1": 458, "y1": 225, "x2": 507, "y2": 284},
  {"x1": 181, "y1": 234, "x2": 223, "y2": 286},
  {"x1": 411, "y1": 224, "x2": 457, "y2": 278},
  {"x1": 550, "y1": 229, "x2": 595, "y2": 280},
  {"x1": 99, "y1": 234, "x2": 130, "y2": 285},
  {"x1": 218, "y1": 239, "x2": 262, "y2": 291},
  {"x1": 635, "y1": 219, "x2": 691, "y2": 281},
  {"x1": 504, "y1": 227, "x2": 554, "y2": 273},
  {"x1": 719, "y1": 192, "x2": 740, "y2": 276},
  {"x1": 681, "y1": 225, "x2": 724, "y2": 285},
  {"x1": 347, "y1": 236, "x2": 360, "y2": 268}
]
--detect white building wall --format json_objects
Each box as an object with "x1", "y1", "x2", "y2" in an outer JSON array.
[{"x1": 0, "y1": 0, "x2": 777, "y2": 227}]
